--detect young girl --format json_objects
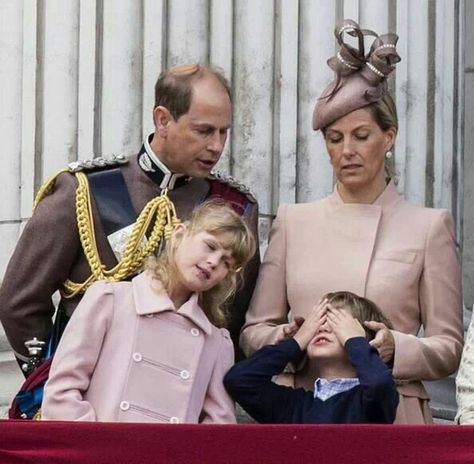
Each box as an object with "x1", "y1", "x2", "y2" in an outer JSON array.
[{"x1": 41, "y1": 201, "x2": 256, "y2": 423}]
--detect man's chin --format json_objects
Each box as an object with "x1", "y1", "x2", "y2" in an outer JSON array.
[{"x1": 187, "y1": 168, "x2": 213, "y2": 178}]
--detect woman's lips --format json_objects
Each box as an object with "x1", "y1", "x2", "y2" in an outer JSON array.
[{"x1": 342, "y1": 164, "x2": 362, "y2": 170}]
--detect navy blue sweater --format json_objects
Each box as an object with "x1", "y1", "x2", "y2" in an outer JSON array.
[{"x1": 224, "y1": 337, "x2": 398, "y2": 424}]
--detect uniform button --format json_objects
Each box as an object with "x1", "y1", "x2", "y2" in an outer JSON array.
[
  {"x1": 180, "y1": 370, "x2": 190, "y2": 380},
  {"x1": 170, "y1": 417, "x2": 180, "y2": 424},
  {"x1": 190, "y1": 328, "x2": 200, "y2": 337},
  {"x1": 120, "y1": 401, "x2": 130, "y2": 411},
  {"x1": 132, "y1": 353, "x2": 142, "y2": 362}
]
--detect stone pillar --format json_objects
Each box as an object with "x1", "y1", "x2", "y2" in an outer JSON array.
[{"x1": 462, "y1": 1, "x2": 474, "y2": 309}]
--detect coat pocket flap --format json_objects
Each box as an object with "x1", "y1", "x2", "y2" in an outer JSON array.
[{"x1": 376, "y1": 250, "x2": 417, "y2": 264}]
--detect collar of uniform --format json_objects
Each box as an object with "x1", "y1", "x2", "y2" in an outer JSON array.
[
  {"x1": 330, "y1": 179, "x2": 402, "y2": 207},
  {"x1": 132, "y1": 271, "x2": 212, "y2": 335},
  {"x1": 137, "y1": 133, "x2": 190, "y2": 190}
]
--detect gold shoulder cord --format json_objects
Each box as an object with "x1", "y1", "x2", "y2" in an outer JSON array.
[{"x1": 34, "y1": 170, "x2": 180, "y2": 299}]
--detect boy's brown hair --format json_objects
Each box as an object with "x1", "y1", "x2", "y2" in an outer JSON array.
[{"x1": 324, "y1": 291, "x2": 393, "y2": 341}]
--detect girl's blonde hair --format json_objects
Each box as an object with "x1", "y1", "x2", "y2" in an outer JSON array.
[{"x1": 146, "y1": 200, "x2": 257, "y2": 327}]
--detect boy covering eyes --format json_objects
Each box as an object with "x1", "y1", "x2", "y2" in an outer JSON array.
[{"x1": 225, "y1": 292, "x2": 399, "y2": 424}]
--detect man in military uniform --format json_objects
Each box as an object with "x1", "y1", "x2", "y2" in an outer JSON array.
[{"x1": 0, "y1": 64, "x2": 259, "y2": 373}]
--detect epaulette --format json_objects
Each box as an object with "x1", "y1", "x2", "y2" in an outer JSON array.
[
  {"x1": 33, "y1": 155, "x2": 129, "y2": 211},
  {"x1": 67, "y1": 154, "x2": 129, "y2": 173},
  {"x1": 208, "y1": 171, "x2": 257, "y2": 204}
]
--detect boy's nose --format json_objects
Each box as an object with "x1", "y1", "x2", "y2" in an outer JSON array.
[{"x1": 318, "y1": 321, "x2": 331, "y2": 332}]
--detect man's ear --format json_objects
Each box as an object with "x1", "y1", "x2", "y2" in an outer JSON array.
[{"x1": 153, "y1": 106, "x2": 172, "y2": 137}]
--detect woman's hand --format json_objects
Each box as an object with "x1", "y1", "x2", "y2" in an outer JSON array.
[
  {"x1": 364, "y1": 321, "x2": 395, "y2": 363},
  {"x1": 276, "y1": 316, "x2": 305, "y2": 343}
]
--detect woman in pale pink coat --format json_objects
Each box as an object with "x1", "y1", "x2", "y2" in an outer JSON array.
[
  {"x1": 240, "y1": 20, "x2": 463, "y2": 424},
  {"x1": 42, "y1": 202, "x2": 256, "y2": 423}
]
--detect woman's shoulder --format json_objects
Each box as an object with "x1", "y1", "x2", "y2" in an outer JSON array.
[
  {"x1": 397, "y1": 199, "x2": 454, "y2": 224},
  {"x1": 276, "y1": 198, "x2": 328, "y2": 217},
  {"x1": 393, "y1": 200, "x2": 457, "y2": 243}
]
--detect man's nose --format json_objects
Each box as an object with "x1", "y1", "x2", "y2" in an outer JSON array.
[{"x1": 207, "y1": 131, "x2": 226, "y2": 154}]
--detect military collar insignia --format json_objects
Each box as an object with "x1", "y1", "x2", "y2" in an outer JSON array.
[{"x1": 137, "y1": 135, "x2": 190, "y2": 190}]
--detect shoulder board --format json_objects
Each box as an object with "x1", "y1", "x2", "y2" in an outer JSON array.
[
  {"x1": 67, "y1": 155, "x2": 129, "y2": 173},
  {"x1": 208, "y1": 171, "x2": 257, "y2": 204}
]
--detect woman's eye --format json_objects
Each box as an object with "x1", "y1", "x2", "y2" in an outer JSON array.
[
  {"x1": 355, "y1": 133, "x2": 369, "y2": 141},
  {"x1": 327, "y1": 136, "x2": 342, "y2": 144}
]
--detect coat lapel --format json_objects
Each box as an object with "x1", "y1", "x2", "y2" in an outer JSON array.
[
  {"x1": 323, "y1": 181, "x2": 403, "y2": 296},
  {"x1": 132, "y1": 272, "x2": 212, "y2": 334}
]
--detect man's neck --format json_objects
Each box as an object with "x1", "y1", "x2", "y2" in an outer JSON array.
[
  {"x1": 138, "y1": 133, "x2": 188, "y2": 189},
  {"x1": 147, "y1": 133, "x2": 173, "y2": 173}
]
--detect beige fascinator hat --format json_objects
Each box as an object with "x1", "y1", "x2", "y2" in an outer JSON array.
[{"x1": 312, "y1": 19, "x2": 401, "y2": 131}]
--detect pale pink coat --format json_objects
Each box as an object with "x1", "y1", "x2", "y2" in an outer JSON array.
[
  {"x1": 42, "y1": 271, "x2": 236, "y2": 423},
  {"x1": 240, "y1": 182, "x2": 463, "y2": 424}
]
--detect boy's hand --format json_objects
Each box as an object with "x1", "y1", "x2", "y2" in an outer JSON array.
[
  {"x1": 276, "y1": 317, "x2": 305, "y2": 343},
  {"x1": 326, "y1": 305, "x2": 365, "y2": 346},
  {"x1": 293, "y1": 300, "x2": 328, "y2": 350}
]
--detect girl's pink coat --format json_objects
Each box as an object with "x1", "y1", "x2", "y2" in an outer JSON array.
[{"x1": 42, "y1": 271, "x2": 236, "y2": 423}]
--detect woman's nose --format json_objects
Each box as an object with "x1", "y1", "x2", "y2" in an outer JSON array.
[{"x1": 341, "y1": 138, "x2": 355, "y2": 157}]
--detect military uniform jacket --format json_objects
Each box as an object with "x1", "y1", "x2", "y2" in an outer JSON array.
[
  {"x1": 42, "y1": 271, "x2": 236, "y2": 423},
  {"x1": 240, "y1": 181, "x2": 463, "y2": 424},
  {"x1": 0, "y1": 150, "x2": 259, "y2": 361}
]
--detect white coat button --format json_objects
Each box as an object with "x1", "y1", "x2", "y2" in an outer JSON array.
[
  {"x1": 132, "y1": 353, "x2": 142, "y2": 362},
  {"x1": 190, "y1": 328, "x2": 200, "y2": 337},
  {"x1": 170, "y1": 417, "x2": 180, "y2": 424},
  {"x1": 120, "y1": 401, "x2": 130, "y2": 411},
  {"x1": 180, "y1": 370, "x2": 190, "y2": 380}
]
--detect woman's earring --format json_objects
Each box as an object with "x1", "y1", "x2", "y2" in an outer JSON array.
[{"x1": 385, "y1": 150, "x2": 393, "y2": 159}]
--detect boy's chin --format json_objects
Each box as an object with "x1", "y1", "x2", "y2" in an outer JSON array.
[{"x1": 306, "y1": 348, "x2": 331, "y2": 361}]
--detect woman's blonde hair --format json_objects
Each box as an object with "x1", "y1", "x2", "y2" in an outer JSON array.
[{"x1": 146, "y1": 200, "x2": 257, "y2": 327}]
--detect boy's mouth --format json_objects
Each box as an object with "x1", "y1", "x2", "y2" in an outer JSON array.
[{"x1": 312, "y1": 334, "x2": 331, "y2": 345}]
